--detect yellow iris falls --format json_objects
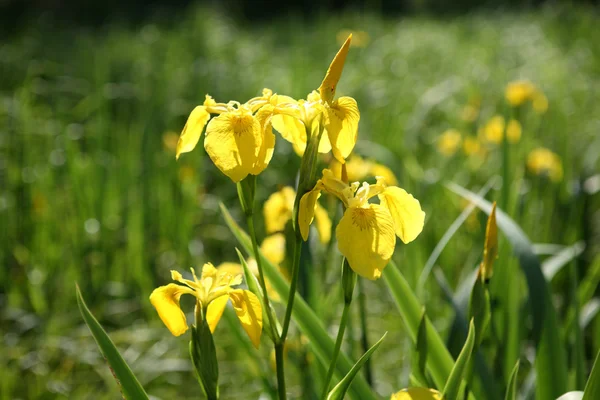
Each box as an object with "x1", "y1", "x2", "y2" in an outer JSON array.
[
  {"x1": 527, "y1": 147, "x2": 563, "y2": 182},
  {"x1": 271, "y1": 34, "x2": 360, "y2": 163},
  {"x1": 391, "y1": 388, "x2": 444, "y2": 400},
  {"x1": 149, "y1": 263, "x2": 263, "y2": 348},
  {"x1": 299, "y1": 169, "x2": 425, "y2": 279}
]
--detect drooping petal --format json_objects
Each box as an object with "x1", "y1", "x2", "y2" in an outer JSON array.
[
  {"x1": 298, "y1": 188, "x2": 322, "y2": 241},
  {"x1": 229, "y1": 289, "x2": 263, "y2": 348},
  {"x1": 176, "y1": 106, "x2": 210, "y2": 160},
  {"x1": 319, "y1": 34, "x2": 352, "y2": 103},
  {"x1": 149, "y1": 283, "x2": 196, "y2": 336},
  {"x1": 251, "y1": 105, "x2": 276, "y2": 175},
  {"x1": 206, "y1": 294, "x2": 230, "y2": 333},
  {"x1": 325, "y1": 96, "x2": 360, "y2": 162},
  {"x1": 204, "y1": 109, "x2": 261, "y2": 182},
  {"x1": 391, "y1": 387, "x2": 444, "y2": 400},
  {"x1": 336, "y1": 204, "x2": 396, "y2": 280},
  {"x1": 314, "y1": 203, "x2": 332, "y2": 244},
  {"x1": 378, "y1": 186, "x2": 425, "y2": 244}
]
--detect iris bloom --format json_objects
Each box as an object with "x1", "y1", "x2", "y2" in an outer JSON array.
[
  {"x1": 330, "y1": 155, "x2": 399, "y2": 186},
  {"x1": 481, "y1": 116, "x2": 521, "y2": 144},
  {"x1": 505, "y1": 80, "x2": 548, "y2": 114},
  {"x1": 149, "y1": 263, "x2": 263, "y2": 348},
  {"x1": 527, "y1": 147, "x2": 563, "y2": 182},
  {"x1": 263, "y1": 186, "x2": 331, "y2": 244},
  {"x1": 437, "y1": 129, "x2": 462, "y2": 156},
  {"x1": 175, "y1": 89, "x2": 277, "y2": 182},
  {"x1": 391, "y1": 388, "x2": 444, "y2": 400},
  {"x1": 299, "y1": 169, "x2": 424, "y2": 279},
  {"x1": 272, "y1": 35, "x2": 360, "y2": 163}
]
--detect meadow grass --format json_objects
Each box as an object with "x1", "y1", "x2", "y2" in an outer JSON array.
[{"x1": 1, "y1": 4, "x2": 599, "y2": 399}]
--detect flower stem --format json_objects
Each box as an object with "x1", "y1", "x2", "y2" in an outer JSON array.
[
  {"x1": 274, "y1": 342, "x2": 287, "y2": 400},
  {"x1": 321, "y1": 297, "x2": 352, "y2": 399},
  {"x1": 280, "y1": 235, "x2": 302, "y2": 342},
  {"x1": 357, "y1": 278, "x2": 373, "y2": 386}
]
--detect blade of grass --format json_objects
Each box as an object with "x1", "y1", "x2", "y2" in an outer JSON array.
[
  {"x1": 582, "y1": 349, "x2": 600, "y2": 400},
  {"x1": 442, "y1": 319, "x2": 476, "y2": 400},
  {"x1": 76, "y1": 284, "x2": 149, "y2": 400}
]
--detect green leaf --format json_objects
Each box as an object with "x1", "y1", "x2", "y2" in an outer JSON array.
[
  {"x1": 327, "y1": 332, "x2": 387, "y2": 400},
  {"x1": 504, "y1": 360, "x2": 520, "y2": 400},
  {"x1": 442, "y1": 319, "x2": 476, "y2": 400},
  {"x1": 412, "y1": 309, "x2": 429, "y2": 387},
  {"x1": 468, "y1": 277, "x2": 490, "y2": 348},
  {"x1": 582, "y1": 349, "x2": 600, "y2": 400},
  {"x1": 447, "y1": 182, "x2": 568, "y2": 399},
  {"x1": 542, "y1": 241, "x2": 585, "y2": 281},
  {"x1": 382, "y1": 260, "x2": 454, "y2": 391},
  {"x1": 190, "y1": 320, "x2": 219, "y2": 400},
  {"x1": 75, "y1": 285, "x2": 149, "y2": 400},
  {"x1": 220, "y1": 204, "x2": 377, "y2": 400}
]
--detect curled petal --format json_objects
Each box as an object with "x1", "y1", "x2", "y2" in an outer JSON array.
[
  {"x1": 391, "y1": 387, "x2": 444, "y2": 400},
  {"x1": 336, "y1": 204, "x2": 396, "y2": 280},
  {"x1": 314, "y1": 203, "x2": 332, "y2": 244},
  {"x1": 298, "y1": 188, "x2": 322, "y2": 241},
  {"x1": 149, "y1": 283, "x2": 196, "y2": 336},
  {"x1": 229, "y1": 289, "x2": 263, "y2": 349},
  {"x1": 206, "y1": 294, "x2": 230, "y2": 333},
  {"x1": 379, "y1": 187, "x2": 425, "y2": 244},
  {"x1": 176, "y1": 106, "x2": 210, "y2": 160},
  {"x1": 204, "y1": 110, "x2": 261, "y2": 182},
  {"x1": 319, "y1": 34, "x2": 352, "y2": 103},
  {"x1": 325, "y1": 97, "x2": 360, "y2": 162}
]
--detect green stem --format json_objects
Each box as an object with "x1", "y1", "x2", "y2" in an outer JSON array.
[
  {"x1": 281, "y1": 235, "x2": 302, "y2": 341},
  {"x1": 357, "y1": 278, "x2": 373, "y2": 386},
  {"x1": 274, "y1": 343, "x2": 287, "y2": 400},
  {"x1": 321, "y1": 299, "x2": 352, "y2": 399},
  {"x1": 501, "y1": 123, "x2": 510, "y2": 211}
]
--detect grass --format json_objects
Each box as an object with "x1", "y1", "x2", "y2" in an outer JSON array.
[{"x1": 1, "y1": 4, "x2": 599, "y2": 399}]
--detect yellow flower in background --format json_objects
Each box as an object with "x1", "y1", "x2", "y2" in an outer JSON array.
[
  {"x1": 272, "y1": 35, "x2": 360, "y2": 163},
  {"x1": 162, "y1": 131, "x2": 180, "y2": 152},
  {"x1": 463, "y1": 136, "x2": 482, "y2": 156},
  {"x1": 299, "y1": 169, "x2": 424, "y2": 279},
  {"x1": 461, "y1": 104, "x2": 479, "y2": 122},
  {"x1": 391, "y1": 388, "x2": 444, "y2": 400},
  {"x1": 331, "y1": 155, "x2": 399, "y2": 186},
  {"x1": 263, "y1": 186, "x2": 331, "y2": 244},
  {"x1": 336, "y1": 29, "x2": 370, "y2": 48},
  {"x1": 149, "y1": 263, "x2": 263, "y2": 348},
  {"x1": 482, "y1": 116, "x2": 521, "y2": 144},
  {"x1": 437, "y1": 129, "x2": 462, "y2": 156},
  {"x1": 176, "y1": 90, "x2": 277, "y2": 182},
  {"x1": 527, "y1": 147, "x2": 563, "y2": 182},
  {"x1": 505, "y1": 80, "x2": 548, "y2": 114}
]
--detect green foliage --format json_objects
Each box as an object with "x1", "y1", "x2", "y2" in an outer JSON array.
[{"x1": 442, "y1": 320, "x2": 476, "y2": 400}]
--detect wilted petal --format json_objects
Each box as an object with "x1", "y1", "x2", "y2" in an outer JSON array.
[
  {"x1": 336, "y1": 204, "x2": 396, "y2": 280},
  {"x1": 325, "y1": 96, "x2": 360, "y2": 162},
  {"x1": 206, "y1": 294, "x2": 230, "y2": 333},
  {"x1": 229, "y1": 289, "x2": 263, "y2": 349},
  {"x1": 204, "y1": 110, "x2": 261, "y2": 182},
  {"x1": 379, "y1": 186, "x2": 425, "y2": 244},
  {"x1": 149, "y1": 283, "x2": 196, "y2": 336},
  {"x1": 176, "y1": 106, "x2": 210, "y2": 160}
]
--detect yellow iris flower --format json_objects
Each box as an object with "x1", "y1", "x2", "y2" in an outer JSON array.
[
  {"x1": 263, "y1": 186, "x2": 332, "y2": 244},
  {"x1": 481, "y1": 116, "x2": 521, "y2": 144},
  {"x1": 527, "y1": 147, "x2": 563, "y2": 182},
  {"x1": 272, "y1": 35, "x2": 360, "y2": 163},
  {"x1": 391, "y1": 388, "x2": 444, "y2": 399},
  {"x1": 505, "y1": 80, "x2": 548, "y2": 114},
  {"x1": 437, "y1": 129, "x2": 462, "y2": 156},
  {"x1": 330, "y1": 155, "x2": 399, "y2": 186},
  {"x1": 149, "y1": 263, "x2": 263, "y2": 348},
  {"x1": 299, "y1": 169, "x2": 424, "y2": 279},
  {"x1": 175, "y1": 89, "x2": 277, "y2": 182}
]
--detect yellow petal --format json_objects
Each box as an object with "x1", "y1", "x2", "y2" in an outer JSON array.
[
  {"x1": 298, "y1": 188, "x2": 322, "y2": 241},
  {"x1": 206, "y1": 294, "x2": 230, "y2": 333},
  {"x1": 251, "y1": 105, "x2": 276, "y2": 175},
  {"x1": 325, "y1": 97, "x2": 360, "y2": 162},
  {"x1": 319, "y1": 34, "x2": 352, "y2": 103},
  {"x1": 263, "y1": 186, "x2": 295, "y2": 234},
  {"x1": 391, "y1": 387, "x2": 444, "y2": 400},
  {"x1": 379, "y1": 186, "x2": 425, "y2": 244},
  {"x1": 370, "y1": 163, "x2": 398, "y2": 186},
  {"x1": 216, "y1": 262, "x2": 243, "y2": 277},
  {"x1": 229, "y1": 289, "x2": 263, "y2": 348},
  {"x1": 149, "y1": 283, "x2": 195, "y2": 336},
  {"x1": 480, "y1": 202, "x2": 498, "y2": 281},
  {"x1": 201, "y1": 263, "x2": 218, "y2": 280},
  {"x1": 314, "y1": 203, "x2": 332, "y2": 244},
  {"x1": 336, "y1": 204, "x2": 396, "y2": 280},
  {"x1": 261, "y1": 233, "x2": 286, "y2": 265},
  {"x1": 204, "y1": 109, "x2": 261, "y2": 182},
  {"x1": 506, "y1": 119, "x2": 522, "y2": 144},
  {"x1": 176, "y1": 106, "x2": 210, "y2": 160},
  {"x1": 272, "y1": 95, "x2": 306, "y2": 148}
]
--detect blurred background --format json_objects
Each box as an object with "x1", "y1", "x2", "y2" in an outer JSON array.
[{"x1": 1, "y1": 0, "x2": 599, "y2": 399}]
